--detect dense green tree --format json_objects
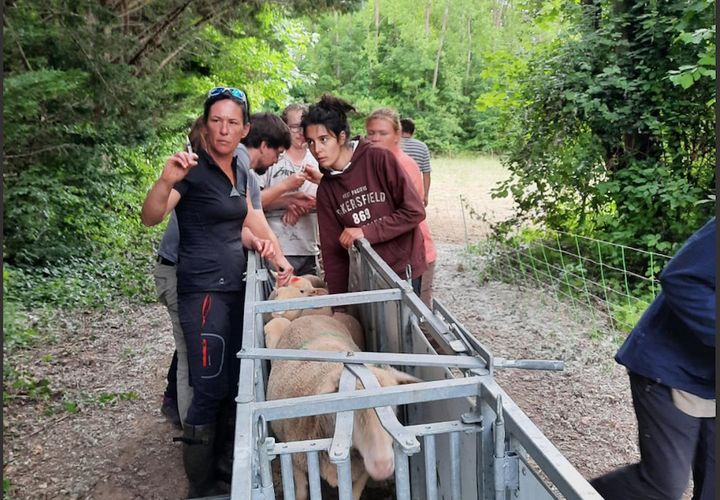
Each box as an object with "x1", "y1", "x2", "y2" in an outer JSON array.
[
  {"x1": 3, "y1": 0, "x2": 356, "y2": 270},
  {"x1": 492, "y1": 0, "x2": 715, "y2": 254}
]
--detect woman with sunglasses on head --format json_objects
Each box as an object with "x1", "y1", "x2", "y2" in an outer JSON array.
[
  {"x1": 141, "y1": 87, "x2": 292, "y2": 496},
  {"x1": 365, "y1": 107, "x2": 437, "y2": 309},
  {"x1": 302, "y1": 94, "x2": 427, "y2": 297}
]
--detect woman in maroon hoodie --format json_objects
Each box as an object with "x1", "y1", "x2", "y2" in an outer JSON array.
[{"x1": 301, "y1": 94, "x2": 427, "y2": 295}]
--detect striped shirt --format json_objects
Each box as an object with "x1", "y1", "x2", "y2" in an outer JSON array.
[{"x1": 400, "y1": 137, "x2": 431, "y2": 174}]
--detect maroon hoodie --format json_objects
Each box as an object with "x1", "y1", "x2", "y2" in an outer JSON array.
[{"x1": 317, "y1": 139, "x2": 427, "y2": 294}]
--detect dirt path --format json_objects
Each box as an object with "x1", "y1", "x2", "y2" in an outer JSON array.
[{"x1": 4, "y1": 156, "x2": 648, "y2": 499}]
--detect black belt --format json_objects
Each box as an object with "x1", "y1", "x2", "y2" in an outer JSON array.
[{"x1": 156, "y1": 255, "x2": 176, "y2": 266}]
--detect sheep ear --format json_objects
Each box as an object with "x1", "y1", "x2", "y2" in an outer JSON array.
[
  {"x1": 308, "y1": 288, "x2": 329, "y2": 297},
  {"x1": 389, "y1": 368, "x2": 422, "y2": 385},
  {"x1": 268, "y1": 289, "x2": 279, "y2": 301}
]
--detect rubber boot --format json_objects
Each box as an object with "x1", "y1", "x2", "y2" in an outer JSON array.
[
  {"x1": 182, "y1": 423, "x2": 226, "y2": 498},
  {"x1": 214, "y1": 401, "x2": 235, "y2": 484}
]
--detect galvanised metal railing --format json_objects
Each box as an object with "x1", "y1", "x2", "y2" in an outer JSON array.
[{"x1": 227, "y1": 239, "x2": 602, "y2": 500}]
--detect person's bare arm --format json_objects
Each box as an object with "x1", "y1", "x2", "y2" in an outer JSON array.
[
  {"x1": 259, "y1": 173, "x2": 310, "y2": 207},
  {"x1": 244, "y1": 197, "x2": 294, "y2": 285},
  {"x1": 264, "y1": 191, "x2": 314, "y2": 210},
  {"x1": 141, "y1": 151, "x2": 196, "y2": 226},
  {"x1": 423, "y1": 172, "x2": 431, "y2": 206}
]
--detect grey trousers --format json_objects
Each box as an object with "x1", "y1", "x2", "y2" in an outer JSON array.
[{"x1": 153, "y1": 261, "x2": 193, "y2": 427}]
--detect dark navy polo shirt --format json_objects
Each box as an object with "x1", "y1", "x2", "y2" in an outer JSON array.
[
  {"x1": 174, "y1": 149, "x2": 252, "y2": 293},
  {"x1": 157, "y1": 144, "x2": 260, "y2": 264}
]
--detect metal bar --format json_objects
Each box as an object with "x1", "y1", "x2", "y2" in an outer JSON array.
[
  {"x1": 270, "y1": 438, "x2": 333, "y2": 455},
  {"x1": 423, "y1": 434, "x2": 438, "y2": 500},
  {"x1": 650, "y1": 251, "x2": 656, "y2": 297},
  {"x1": 355, "y1": 238, "x2": 411, "y2": 288},
  {"x1": 345, "y1": 364, "x2": 420, "y2": 453},
  {"x1": 255, "y1": 288, "x2": 402, "y2": 313},
  {"x1": 432, "y1": 299, "x2": 494, "y2": 369},
  {"x1": 258, "y1": 438, "x2": 274, "y2": 495},
  {"x1": 448, "y1": 431, "x2": 462, "y2": 500},
  {"x1": 336, "y1": 459, "x2": 353, "y2": 500},
  {"x1": 554, "y1": 228, "x2": 672, "y2": 258},
  {"x1": 330, "y1": 369, "x2": 356, "y2": 462},
  {"x1": 407, "y1": 420, "x2": 480, "y2": 436},
  {"x1": 232, "y1": 253, "x2": 262, "y2": 499},
  {"x1": 493, "y1": 396, "x2": 505, "y2": 500},
  {"x1": 555, "y1": 233, "x2": 578, "y2": 311},
  {"x1": 394, "y1": 444, "x2": 412, "y2": 500},
  {"x1": 596, "y1": 240, "x2": 616, "y2": 332},
  {"x1": 268, "y1": 420, "x2": 480, "y2": 456},
  {"x1": 280, "y1": 453, "x2": 296, "y2": 500},
  {"x1": 493, "y1": 358, "x2": 564, "y2": 371},
  {"x1": 621, "y1": 246, "x2": 632, "y2": 307},
  {"x1": 479, "y1": 378, "x2": 603, "y2": 499},
  {"x1": 254, "y1": 377, "x2": 483, "y2": 421},
  {"x1": 306, "y1": 451, "x2": 322, "y2": 500},
  {"x1": 238, "y1": 347, "x2": 488, "y2": 369}
]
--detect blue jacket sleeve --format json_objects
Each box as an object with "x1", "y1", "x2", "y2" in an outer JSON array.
[{"x1": 659, "y1": 218, "x2": 716, "y2": 347}]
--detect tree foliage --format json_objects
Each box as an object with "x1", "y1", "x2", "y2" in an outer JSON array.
[
  {"x1": 295, "y1": 0, "x2": 533, "y2": 152},
  {"x1": 3, "y1": 0, "x2": 353, "y2": 270},
  {"x1": 490, "y1": 0, "x2": 715, "y2": 254}
]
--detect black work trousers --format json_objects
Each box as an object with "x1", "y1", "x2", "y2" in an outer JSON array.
[
  {"x1": 179, "y1": 290, "x2": 245, "y2": 426},
  {"x1": 590, "y1": 372, "x2": 715, "y2": 500}
]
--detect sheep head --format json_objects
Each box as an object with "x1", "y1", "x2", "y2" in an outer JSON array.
[{"x1": 318, "y1": 366, "x2": 421, "y2": 481}]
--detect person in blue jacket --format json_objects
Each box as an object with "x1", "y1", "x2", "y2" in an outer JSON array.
[{"x1": 590, "y1": 218, "x2": 716, "y2": 500}]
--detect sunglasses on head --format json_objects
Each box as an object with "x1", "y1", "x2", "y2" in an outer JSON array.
[{"x1": 207, "y1": 87, "x2": 247, "y2": 102}]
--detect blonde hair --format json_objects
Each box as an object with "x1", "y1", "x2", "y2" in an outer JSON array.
[{"x1": 365, "y1": 107, "x2": 401, "y2": 133}]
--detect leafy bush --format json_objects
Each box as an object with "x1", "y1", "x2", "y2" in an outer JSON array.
[{"x1": 488, "y1": 0, "x2": 714, "y2": 260}]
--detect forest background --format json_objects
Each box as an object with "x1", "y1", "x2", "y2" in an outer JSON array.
[{"x1": 3, "y1": 0, "x2": 716, "y2": 344}]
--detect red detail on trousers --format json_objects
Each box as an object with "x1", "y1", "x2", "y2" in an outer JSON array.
[
  {"x1": 202, "y1": 339, "x2": 208, "y2": 368},
  {"x1": 201, "y1": 293, "x2": 211, "y2": 328},
  {"x1": 201, "y1": 293, "x2": 211, "y2": 368}
]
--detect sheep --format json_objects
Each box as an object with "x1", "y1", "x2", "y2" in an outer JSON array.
[
  {"x1": 266, "y1": 285, "x2": 333, "y2": 321},
  {"x1": 264, "y1": 317, "x2": 291, "y2": 349},
  {"x1": 270, "y1": 272, "x2": 327, "y2": 291},
  {"x1": 264, "y1": 276, "x2": 366, "y2": 349},
  {"x1": 265, "y1": 315, "x2": 419, "y2": 500}
]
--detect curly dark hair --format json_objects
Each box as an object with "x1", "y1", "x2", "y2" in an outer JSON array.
[{"x1": 301, "y1": 94, "x2": 356, "y2": 141}]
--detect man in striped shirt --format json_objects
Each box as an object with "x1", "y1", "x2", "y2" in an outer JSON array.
[{"x1": 400, "y1": 118, "x2": 431, "y2": 206}]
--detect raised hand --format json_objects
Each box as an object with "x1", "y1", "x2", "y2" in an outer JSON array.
[{"x1": 160, "y1": 151, "x2": 198, "y2": 185}]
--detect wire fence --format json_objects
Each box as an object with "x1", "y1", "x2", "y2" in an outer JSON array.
[{"x1": 459, "y1": 197, "x2": 672, "y2": 335}]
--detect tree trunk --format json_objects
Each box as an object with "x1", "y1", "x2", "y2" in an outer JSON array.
[
  {"x1": 432, "y1": 3, "x2": 449, "y2": 90},
  {"x1": 335, "y1": 10, "x2": 341, "y2": 80},
  {"x1": 464, "y1": 15, "x2": 472, "y2": 85},
  {"x1": 493, "y1": 0, "x2": 506, "y2": 28},
  {"x1": 424, "y1": 0, "x2": 432, "y2": 36},
  {"x1": 374, "y1": 0, "x2": 380, "y2": 42}
]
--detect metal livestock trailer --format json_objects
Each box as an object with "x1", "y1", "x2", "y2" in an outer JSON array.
[{"x1": 227, "y1": 239, "x2": 602, "y2": 500}]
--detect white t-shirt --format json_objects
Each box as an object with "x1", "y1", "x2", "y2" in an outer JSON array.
[{"x1": 256, "y1": 149, "x2": 319, "y2": 256}]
